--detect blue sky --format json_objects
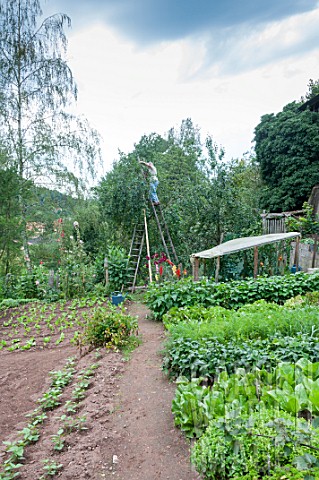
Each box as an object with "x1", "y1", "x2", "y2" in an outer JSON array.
[{"x1": 44, "y1": 0, "x2": 319, "y2": 172}]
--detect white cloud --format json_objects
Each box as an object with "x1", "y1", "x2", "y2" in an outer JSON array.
[{"x1": 65, "y1": 13, "x2": 319, "y2": 177}]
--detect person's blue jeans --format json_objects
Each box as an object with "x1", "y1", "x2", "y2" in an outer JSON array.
[{"x1": 150, "y1": 180, "x2": 159, "y2": 203}]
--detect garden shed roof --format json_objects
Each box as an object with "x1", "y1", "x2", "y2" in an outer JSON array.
[{"x1": 191, "y1": 232, "x2": 301, "y2": 259}]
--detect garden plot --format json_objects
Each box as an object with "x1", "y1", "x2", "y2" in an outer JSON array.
[
  {"x1": 0, "y1": 300, "x2": 195, "y2": 480},
  {"x1": 0, "y1": 297, "x2": 106, "y2": 353},
  {"x1": 0, "y1": 298, "x2": 126, "y2": 479}
]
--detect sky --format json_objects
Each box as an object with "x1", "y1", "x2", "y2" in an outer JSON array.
[{"x1": 43, "y1": 0, "x2": 319, "y2": 174}]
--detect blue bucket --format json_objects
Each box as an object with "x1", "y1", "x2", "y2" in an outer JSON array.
[{"x1": 111, "y1": 291, "x2": 125, "y2": 306}]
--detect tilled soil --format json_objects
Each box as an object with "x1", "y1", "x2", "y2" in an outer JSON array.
[{"x1": 0, "y1": 302, "x2": 199, "y2": 479}]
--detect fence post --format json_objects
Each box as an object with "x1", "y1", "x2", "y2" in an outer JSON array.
[
  {"x1": 104, "y1": 257, "x2": 109, "y2": 285},
  {"x1": 48, "y1": 270, "x2": 54, "y2": 289},
  {"x1": 253, "y1": 247, "x2": 258, "y2": 279}
]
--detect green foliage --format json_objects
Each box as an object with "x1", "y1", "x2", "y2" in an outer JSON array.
[
  {"x1": 80, "y1": 306, "x2": 138, "y2": 348},
  {"x1": 163, "y1": 332, "x2": 319, "y2": 381},
  {"x1": 163, "y1": 300, "x2": 319, "y2": 380},
  {"x1": 41, "y1": 459, "x2": 63, "y2": 478},
  {"x1": 96, "y1": 121, "x2": 262, "y2": 272},
  {"x1": 301, "y1": 78, "x2": 319, "y2": 102},
  {"x1": 0, "y1": 0, "x2": 101, "y2": 273},
  {"x1": 58, "y1": 222, "x2": 95, "y2": 299},
  {"x1": 96, "y1": 148, "x2": 152, "y2": 234},
  {"x1": 0, "y1": 168, "x2": 26, "y2": 275},
  {"x1": 192, "y1": 410, "x2": 319, "y2": 479},
  {"x1": 0, "y1": 296, "x2": 112, "y2": 352},
  {"x1": 0, "y1": 270, "x2": 45, "y2": 300},
  {"x1": 50, "y1": 428, "x2": 65, "y2": 451},
  {"x1": 0, "y1": 298, "x2": 38, "y2": 308},
  {"x1": 173, "y1": 359, "x2": 319, "y2": 438},
  {"x1": 163, "y1": 305, "x2": 231, "y2": 328},
  {"x1": 285, "y1": 290, "x2": 319, "y2": 308},
  {"x1": 165, "y1": 301, "x2": 319, "y2": 343},
  {"x1": 106, "y1": 245, "x2": 130, "y2": 291},
  {"x1": 254, "y1": 100, "x2": 319, "y2": 211},
  {"x1": 146, "y1": 272, "x2": 319, "y2": 319},
  {"x1": 0, "y1": 221, "x2": 103, "y2": 301},
  {"x1": 287, "y1": 202, "x2": 319, "y2": 235},
  {"x1": 0, "y1": 0, "x2": 101, "y2": 189}
]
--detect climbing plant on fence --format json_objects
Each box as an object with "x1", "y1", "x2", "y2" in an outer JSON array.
[{"x1": 145, "y1": 272, "x2": 319, "y2": 319}]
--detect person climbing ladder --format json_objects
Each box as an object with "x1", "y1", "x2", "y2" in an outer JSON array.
[{"x1": 139, "y1": 159, "x2": 160, "y2": 205}]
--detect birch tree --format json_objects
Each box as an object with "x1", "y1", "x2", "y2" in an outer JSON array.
[{"x1": 0, "y1": 0, "x2": 101, "y2": 267}]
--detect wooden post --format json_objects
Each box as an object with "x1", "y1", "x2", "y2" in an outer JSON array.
[
  {"x1": 104, "y1": 257, "x2": 109, "y2": 285},
  {"x1": 312, "y1": 234, "x2": 318, "y2": 268},
  {"x1": 215, "y1": 256, "x2": 220, "y2": 283},
  {"x1": 144, "y1": 210, "x2": 153, "y2": 283},
  {"x1": 178, "y1": 263, "x2": 183, "y2": 281},
  {"x1": 48, "y1": 269, "x2": 54, "y2": 288},
  {"x1": 193, "y1": 257, "x2": 199, "y2": 281},
  {"x1": 215, "y1": 233, "x2": 224, "y2": 283},
  {"x1": 294, "y1": 236, "x2": 300, "y2": 269},
  {"x1": 253, "y1": 246, "x2": 258, "y2": 279}
]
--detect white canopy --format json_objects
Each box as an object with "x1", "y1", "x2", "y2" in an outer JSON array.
[{"x1": 191, "y1": 232, "x2": 301, "y2": 259}]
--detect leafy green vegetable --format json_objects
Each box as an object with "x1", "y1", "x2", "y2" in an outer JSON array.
[
  {"x1": 146, "y1": 273, "x2": 319, "y2": 319},
  {"x1": 172, "y1": 360, "x2": 319, "y2": 438},
  {"x1": 192, "y1": 410, "x2": 319, "y2": 479}
]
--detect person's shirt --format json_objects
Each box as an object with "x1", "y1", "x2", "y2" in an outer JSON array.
[{"x1": 148, "y1": 164, "x2": 158, "y2": 182}]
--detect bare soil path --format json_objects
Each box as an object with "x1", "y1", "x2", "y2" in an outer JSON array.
[
  {"x1": 105, "y1": 302, "x2": 197, "y2": 480},
  {"x1": 0, "y1": 301, "x2": 198, "y2": 479}
]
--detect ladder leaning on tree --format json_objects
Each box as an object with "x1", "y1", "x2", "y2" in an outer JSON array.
[{"x1": 126, "y1": 203, "x2": 179, "y2": 292}]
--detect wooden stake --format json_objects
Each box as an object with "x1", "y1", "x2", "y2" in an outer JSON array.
[
  {"x1": 215, "y1": 233, "x2": 224, "y2": 283},
  {"x1": 144, "y1": 210, "x2": 153, "y2": 283},
  {"x1": 312, "y1": 234, "x2": 318, "y2": 268},
  {"x1": 253, "y1": 246, "x2": 258, "y2": 279},
  {"x1": 294, "y1": 236, "x2": 300, "y2": 270},
  {"x1": 104, "y1": 257, "x2": 109, "y2": 285},
  {"x1": 215, "y1": 256, "x2": 220, "y2": 283}
]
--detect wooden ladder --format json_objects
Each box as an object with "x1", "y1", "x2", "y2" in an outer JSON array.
[
  {"x1": 126, "y1": 223, "x2": 145, "y2": 292},
  {"x1": 127, "y1": 204, "x2": 179, "y2": 292},
  {"x1": 150, "y1": 203, "x2": 179, "y2": 265}
]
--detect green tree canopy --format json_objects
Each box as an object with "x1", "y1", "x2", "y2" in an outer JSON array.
[
  {"x1": 96, "y1": 119, "x2": 261, "y2": 268},
  {"x1": 254, "y1": 101, "x2": 319, "y2": 212},
  {"x1": 0, "y1": 167, "x2": 30, "y2": 274}
]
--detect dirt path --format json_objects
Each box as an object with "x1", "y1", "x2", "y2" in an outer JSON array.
[{"x1": 105, "y1": 302, "x2": 197, "y2": 480}]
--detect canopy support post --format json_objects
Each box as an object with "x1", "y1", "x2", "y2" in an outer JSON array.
[
  {"x1": 193, "y1": 257, "x2": 199, "y2": 281},
  {"x1": 294, "y1": 236, "x2": 300, "y2": 269},
  {"x1": 312, "y1": 234, "x2": 318, "y2": 268},
  {"x1": 215, "y1": 256, "x2": 220, "y2": 283},
  {"x1": 253, "y1": 246, "x2": 258, "y2": 279}
]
